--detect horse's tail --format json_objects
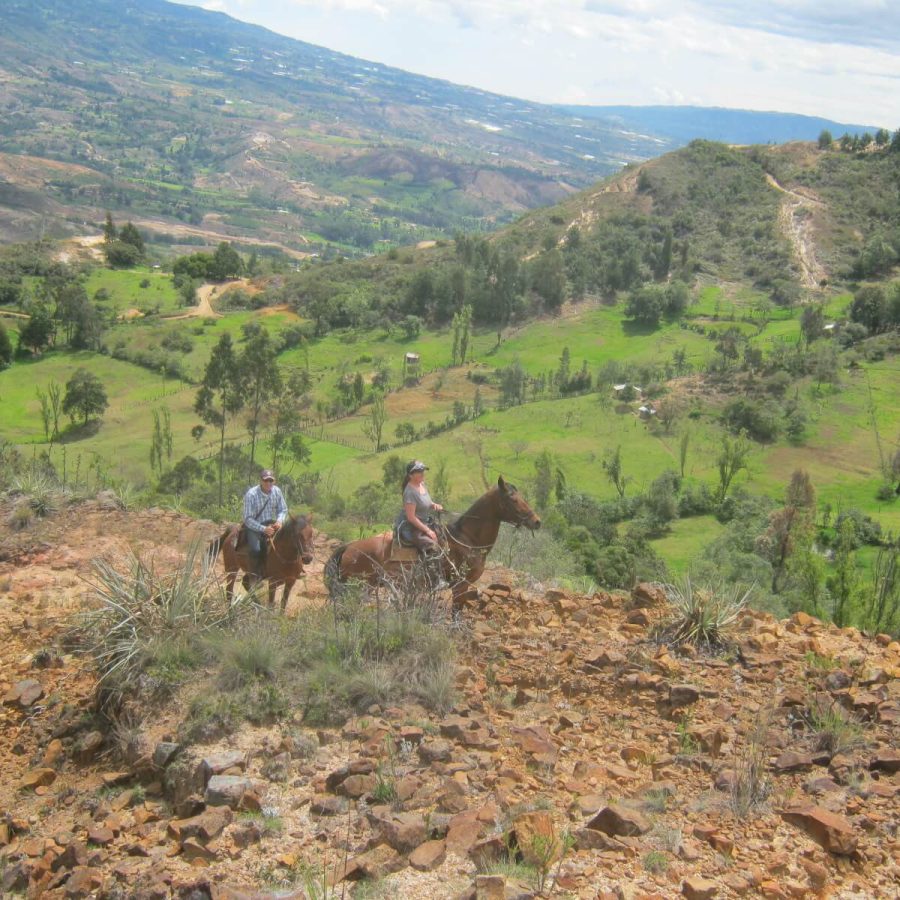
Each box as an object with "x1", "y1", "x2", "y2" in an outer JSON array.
[
  {"x1": 324, "y1": 544, "x2": 347, "y2": 601},
  {"x1": 205, "y1": 528, "x2": 230, "y2": 569}
]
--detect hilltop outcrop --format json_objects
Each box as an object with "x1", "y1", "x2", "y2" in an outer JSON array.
[{"x1": 1, "y1": 499, "x2": 898, "y2": 898}]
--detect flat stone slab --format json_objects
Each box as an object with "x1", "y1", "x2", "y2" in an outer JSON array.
[{"x1": 205, "y1": 775, "x2": 252, "y2": 808}]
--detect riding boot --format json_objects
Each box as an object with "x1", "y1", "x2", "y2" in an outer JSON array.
[
  {"x1": 248, "y1": 551, "x2": 265, "y2": 589},
  {"x1": 422, "y1": 550, "x2": 448, "y2": 591}
]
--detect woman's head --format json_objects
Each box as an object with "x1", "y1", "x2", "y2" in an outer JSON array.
[{"x1": 402, "y1": 459, "x2": 427, "y2": 491}]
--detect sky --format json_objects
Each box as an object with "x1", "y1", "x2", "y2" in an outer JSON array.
[{"x1": 175, "y1": 0, "x2": 900, "y2": 127}]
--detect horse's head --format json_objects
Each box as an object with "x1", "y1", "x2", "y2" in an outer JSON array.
[
  {"x1": 284, "y1": 514, "x2": 315, "y2": 565},
  {"x1": 497, "y1": 476, "x2": 541, "y2": 532}
]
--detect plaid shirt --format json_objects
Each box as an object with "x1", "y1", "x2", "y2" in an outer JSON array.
[{"x1": 242, "y1": 484, "x2": 288, "y2": 533}]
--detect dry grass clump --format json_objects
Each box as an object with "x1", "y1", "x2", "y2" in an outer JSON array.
[
  {"x1": 79, "y1": 544, "x2": 459, "y2": 741},
  {"x1": 730, "y1": 713, "x2": 771, "y2": 818},
  {"x1": 803, "y1": 696, "x2": 865, "y2": 755}
]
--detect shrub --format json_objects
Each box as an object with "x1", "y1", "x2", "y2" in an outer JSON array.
[{"x1": 205, "y1": 613, "x2": 291, "y2": 689}]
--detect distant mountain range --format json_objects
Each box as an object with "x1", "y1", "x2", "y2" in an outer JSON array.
[
  {"x1": 0, "y1": 0, "x2": 881, "y2": 254},
  {"x1": 559, "y1": 105, "x2": 881, "y2": 147}
]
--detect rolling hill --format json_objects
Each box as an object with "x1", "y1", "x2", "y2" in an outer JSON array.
[
  {"x1": 0, "y1": 0, "x2": 674, "y2": 254},
  {"x1": 562, "y1": 106, "x2": 881, "y2": 147}
]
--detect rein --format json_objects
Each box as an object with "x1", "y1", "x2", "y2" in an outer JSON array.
[{"x1": 266, "y1": 520, "x2": 312, "y2": 565}]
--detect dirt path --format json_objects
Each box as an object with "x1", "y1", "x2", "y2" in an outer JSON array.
[
  {"x1": 765, "y1": 173, "x2": 827, "y2": 289},
  {"x1": 524, "y1": 166, "x2": 643, "y2": 261},
  {"x1": 163, "y1": 281, "x2": 233, "y2": 320}
]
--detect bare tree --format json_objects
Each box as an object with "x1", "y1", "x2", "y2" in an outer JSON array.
[{"x1": 362, "y1": 391, "x2": 387, "y2": 452}]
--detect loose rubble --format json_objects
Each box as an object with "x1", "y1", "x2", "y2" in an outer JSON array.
[{"x1": 0, "y1": 498, "x2": 898, "y2": 898}]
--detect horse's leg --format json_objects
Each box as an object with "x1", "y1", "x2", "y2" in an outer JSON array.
[
  {"x1": 281, "y1": 579, "x2": 294, "y2": 614},
  {"x1": 225, "y1": 570, "x2": 236, "y2": 602}
]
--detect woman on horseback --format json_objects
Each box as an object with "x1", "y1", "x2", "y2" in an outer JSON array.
[{"x1": 395, "y1": 460, "x2": 443, "y2": 549}]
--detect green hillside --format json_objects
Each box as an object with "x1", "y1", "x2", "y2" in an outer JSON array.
[{"x1": 2, "y1": 135, "x2": 900, "y2": 637}]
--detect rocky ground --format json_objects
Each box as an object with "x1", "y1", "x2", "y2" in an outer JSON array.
[{"x1": 0, "y1": 497, "x2": 898, "y2": 899}]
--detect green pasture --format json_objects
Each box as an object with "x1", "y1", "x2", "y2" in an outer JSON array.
[
  {"x1": 651, "y1": 515, "x2": 725, "y2": 575},
  {"x1": 85, "y1": 267, "x2": 183, "y2": 315},
  {"x1": 106, "y1": 307, "x2": 301, "y2": 381},
  {"x1": 467, "y1": 307, "x2": 715, "y2": 374},
  {"x1": 0, "y1": 351, "x2": 209, "y2": 480}
]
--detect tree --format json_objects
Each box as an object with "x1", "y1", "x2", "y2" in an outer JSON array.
[
  {"x1": 757, "y1": 470, "x2": 816, "y2": 592},
  {"x1": 817, "y1": 130, "x2": 833, "y2": 149},
  {"x1": 195, "y1": 333, "x2": 245, "y2": 506},
  {"x1": 104, "y1": 240, "x2": 142, "y2": 268},
  {"x1": 268, "y1": 371, "x2": 312, "y2": 474},
  {"x1": 17, "y1": 306, "x2": 54, "y2": 355},
  {"x1": 62, "y1": 369, "x2": 108, "y2": 427},
  {"x1": 716, "y1": 434, "x2": 751, "y2": 502},
  {"x1": 399, "y1": 315, "x2": 421, "y2": 340},
  {"x1": 103, "y1": 211, "x2": 117, "y2": 243},
  {"x1": 533, "y1": 449, "x2": 554, "y2": 509},
  {"x1": 36, "y1": 380, "x2": 63, "y2": 442},
  {"x1": 209, "y1": 242, "x2": 243, "y2": 280},
  {"x1": 451, "y1": 305, "x2": 472, "y2": 366},
  {"x1": 602, "y1": 445, "x2": 629, "y2": 498},
  {"x1": 240, "y1": 328, "x2": 281, "y2": 475},
  {"x1": 827, "y1": 518, "x2": 860, "y2": 627},
  {"x1": 654, "y1": 227, "x2": 673, "y2": 280},
  {"x1": 150, "y1": 406, "x2": 174, "y2": 478},
  {"x1": 362, "y1": 390, "x2": 387, "y2": 452},
  {"x1": 0, "y1": 322, "x2": 11, "y2": 369},
  {"x1": 679, "y1": 430, "x2": 690, "y2": 478},
  {"x1": 624, "y1": 284, "x2": 666, "y2": 325},
  {"x1": 118, "y1": 222, "x2": 145, "y2": 255},
  {"x1": 800, "y1": 303, "x2": 825, "y2": 347},
  {"x1": 472, "y1": 387, "x2": 484, "y2": 418},
  {"x1": 875, "y1": 128, "x2": 890, "y2": 147},
  {"x1": 529, "y1": 249, "x2": 564, "y2": 312},
  {"x1": 657, "y1": 399, "x2": 682, "y2": 434}
]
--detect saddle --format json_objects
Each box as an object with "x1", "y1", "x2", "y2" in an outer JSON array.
[
  {"x1": 385, "y1": 531, "x2": 419, "y2": 563},
  {"x1": 229, "y1": 524, "x2": 248, "y2": 551}
]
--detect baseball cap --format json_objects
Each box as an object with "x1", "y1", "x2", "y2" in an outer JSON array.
[
  {"x1": 406, "y1": 460, "x2": 427, "y2": 474},
  {"x1": 260, "y1": 469, "x2": 276, "y2": 481}
]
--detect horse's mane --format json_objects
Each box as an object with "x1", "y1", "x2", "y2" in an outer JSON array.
[{"x1": 275, "y1": 514, "x2": 309, "y2": 542}]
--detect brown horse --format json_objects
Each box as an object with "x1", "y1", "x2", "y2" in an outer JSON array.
[
  {"x1": 325, "y1": 477, "x2": 540, "y2": 601},
  {"x1": 207, "y1": 514, "x2": 315, "y2": 611}
]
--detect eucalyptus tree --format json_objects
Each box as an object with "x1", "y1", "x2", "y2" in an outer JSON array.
[{"x1": 195, "y1": 333, "x2": 246, "y2": 506}]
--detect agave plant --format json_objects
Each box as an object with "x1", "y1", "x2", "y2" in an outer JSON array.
[
  {"x1": 78, "y1": 540, "x2": 253, "y2": 698},
  {"x1": 658, "y1": 575, "x2": 754, "y2": 650}
]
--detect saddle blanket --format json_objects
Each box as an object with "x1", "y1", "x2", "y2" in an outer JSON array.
[{"x1": 383, "y1": 531, "x2": 419, "y2": 563}]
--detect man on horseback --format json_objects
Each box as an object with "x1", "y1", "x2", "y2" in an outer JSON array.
[
  {"x1": 243, "y1": 468, "x2": 288, "y2": 584},
  {"x1": 395, "y1": 460, "x2": 446, "y2": 587}
]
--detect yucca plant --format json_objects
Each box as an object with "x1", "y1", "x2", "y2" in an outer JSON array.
[
  {"x1": 657, "y1": 575, "x2": 753, "y2": 650},
  {"x1": 79, "y1": 540, "x2": 253, "y2": 702}
]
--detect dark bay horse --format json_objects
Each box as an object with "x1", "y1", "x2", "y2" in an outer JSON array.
[
  {"x1": 207, "y1": 514, "x2": 315, "y2": 611},
  {"x1": 325, "y1": 477, "x2": 540, "y2": 601}
]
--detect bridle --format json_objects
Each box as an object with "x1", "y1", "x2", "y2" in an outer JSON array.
[{"x1": 266, "y1": 518, "x2": 314, "y2": 565}]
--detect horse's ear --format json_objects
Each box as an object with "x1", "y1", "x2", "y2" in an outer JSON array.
[{"x1": 498, "y1": 475, "x2": 507, "y2": 493}]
